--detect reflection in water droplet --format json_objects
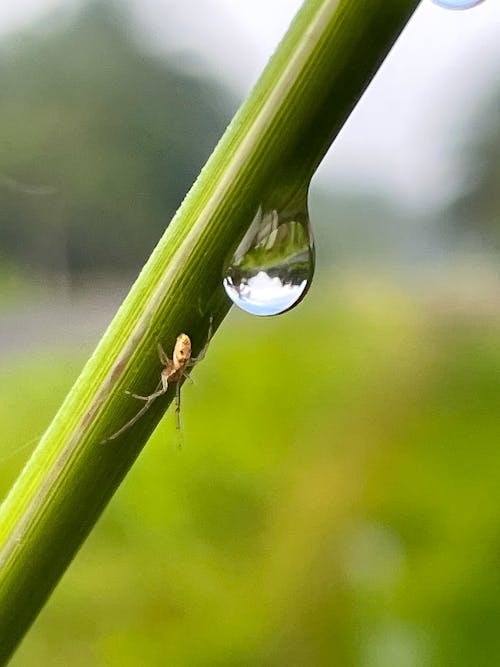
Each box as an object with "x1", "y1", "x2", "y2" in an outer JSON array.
[
  {"x1": 431, "y1": 0, "x2": 485, "y2": 9},
  {"x1": 223, "y1": 205, "x2": 314, "y2": 316}
]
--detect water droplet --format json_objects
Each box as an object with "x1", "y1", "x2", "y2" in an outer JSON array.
[
  {"x1": 223, "y1": 204, "x2": 314, "y2": 316},
  {"x1": 431, "y1": 0, "x2": 485, "y2": 9}
]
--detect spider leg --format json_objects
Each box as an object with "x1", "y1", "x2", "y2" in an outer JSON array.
[
  {"x1": 157, "y1": 341, "x2": 171, "y2": 366},
  {"x1": 175, "y1": 380, "x2": 182, "y2": 431},
  {"x1": 182, "y1": 370, "x2": 194, "y2": 384},
  {"x1": 188, "y1": 315, "x2": 213, "y2": 366},
  {"x1": 105, "y1": 399, "x2": 156, "y2": 442},
  {"x1": 103, "y1": 381, "x2": 165, "y2": 442},
  {"x1": 126, "y1": 381, "x2": 165, "y2": 402}
]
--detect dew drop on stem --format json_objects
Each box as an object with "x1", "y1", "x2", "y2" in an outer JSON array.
[
  {"x1": 222, "y1": 200, "x2": 315, "y2": 317},
  {"x1": 431, "y1": 0, "x2": 485, "y2": 9}
]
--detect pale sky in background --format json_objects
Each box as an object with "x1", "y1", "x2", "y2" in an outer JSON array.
[{"x1": 1, "y1": 0, "x2": 499, "y2": 209}]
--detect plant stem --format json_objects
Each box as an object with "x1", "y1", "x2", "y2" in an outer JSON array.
[{"x1": 0, "y1": 0, "x2": 419, "y2": 661}]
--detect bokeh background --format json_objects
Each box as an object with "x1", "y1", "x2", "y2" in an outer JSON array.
[{"x1": 1, "y1": 0, "x2": 500, "y2": 665}]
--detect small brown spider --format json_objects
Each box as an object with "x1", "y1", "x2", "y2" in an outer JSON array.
[{"x1": 106, "y1": 320, "x2": 211, "y2": 441}]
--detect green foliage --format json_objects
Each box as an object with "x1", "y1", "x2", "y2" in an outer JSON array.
[
  {"x1": 0, "y1": 1, "x2": 235, "y2": 275},
  {"x1": 2, "y1": 287, "x2": 500, "y2": 666}
]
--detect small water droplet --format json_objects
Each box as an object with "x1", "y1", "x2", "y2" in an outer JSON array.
[
  {"x1": 431, "y1": 0, "x2": 485, "y2": 9},
  {"x1": 223, "y1": 204, "x2": 314, "y2": 316}
]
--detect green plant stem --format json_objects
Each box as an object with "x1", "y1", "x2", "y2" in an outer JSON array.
[{"x1": 0, "y1": 0, "x2": 419, "y2": 661}]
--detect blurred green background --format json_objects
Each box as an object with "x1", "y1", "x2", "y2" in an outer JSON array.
[{"x1": 1, "y1": 1, "x2": 500, "y2": 665}]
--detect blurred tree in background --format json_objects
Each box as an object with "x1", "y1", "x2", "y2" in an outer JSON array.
[
  {"x1": 448, "y1": 83, "x2": 500, "y2": 251},
  {"x1": 0, "y1": 0, "x2": 235, "y2": 279}
]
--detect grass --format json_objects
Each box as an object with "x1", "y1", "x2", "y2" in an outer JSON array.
[{"x1": 2, "y1": 279, "x2": 500, "y2": 667}]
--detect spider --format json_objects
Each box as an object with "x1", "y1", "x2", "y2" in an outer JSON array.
[{"x1": 105, "y1": 319, "x2": 211, "y2": 441}]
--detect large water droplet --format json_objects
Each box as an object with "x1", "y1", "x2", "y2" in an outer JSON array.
[
  {"x1": 431, "y1": 0, "x2": 485, "y2": 9},
  {"x1": 223, "y1": 204, "x2": 314, "y2": 316}
]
